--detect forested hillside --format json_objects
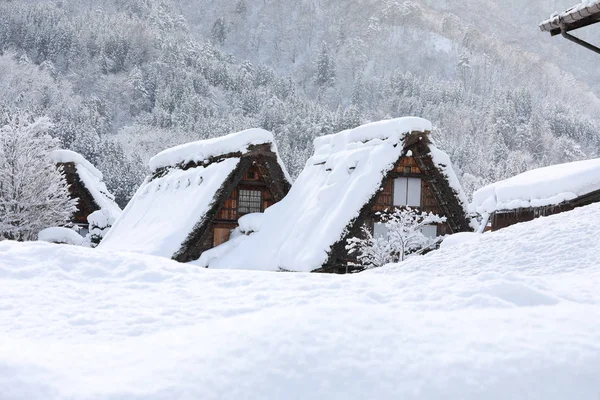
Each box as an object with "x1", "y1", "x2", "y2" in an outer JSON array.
[{"x1": 1, "y1": 0, "x2": 599, "y2": 205}]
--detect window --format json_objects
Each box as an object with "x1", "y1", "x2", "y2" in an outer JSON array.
[
  {"x1": 393, "y1": 177, "x2": 421, "y2": 207},
  {"x1": 373, "y1": 222, "x2": 388, "y2": 239},
  {"x1": 421, "y1": 224, "x2": 438, "y2": 239},
  {"x1": 238, "y1": 189, "x2": 262, "y2": 214}
]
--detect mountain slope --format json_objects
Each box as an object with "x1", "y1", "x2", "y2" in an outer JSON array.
[{"x1": 1, "y1": 0, "x2": 599, "y2": 203}]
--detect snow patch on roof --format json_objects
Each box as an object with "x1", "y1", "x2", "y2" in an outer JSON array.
[
  {"x1": 100, "y1": 158, "x2": 240, "y2": 258},
  {"x1": 470, "y1": 158, "x2": 600, "y2": 214},
  {"x1": 197, "y1": 117, "x2": 434, "y2": 272}
]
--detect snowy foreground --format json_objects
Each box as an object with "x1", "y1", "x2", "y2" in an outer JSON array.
[{"x1": 2, "y1": 206, "x2": 600, "y2": 399}]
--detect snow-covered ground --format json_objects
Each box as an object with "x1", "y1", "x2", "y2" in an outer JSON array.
[{"x1": 1, "y1": 203, "x2": 600, "y2": 399}]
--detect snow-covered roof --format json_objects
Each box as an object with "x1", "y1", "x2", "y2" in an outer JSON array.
[
  {"x1": 539, "y1": 1, "x2": 600, "y2": 34},
  {"x1": 51, "y1": 150, "x2": 122, "y2": 221},
  {"x1": 100, "y1": 158, "x2": 240, "y2": 258},
  {"x1": 471, "y1": 158, "x2": 600, "y2": 215},
  {"x1": 198, "y1": 117, "x2": 468, "y2": 272},
  {"x1": 100, "y1": 128, "x2": 290, "y2": 259}
]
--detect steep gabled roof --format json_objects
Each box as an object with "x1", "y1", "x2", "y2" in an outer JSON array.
[
  {"x1": 470, "y1": 158, "x2": 600, "y2": 215},
  {"x1": 99, "y1": 129, "x2": 289, "y2": 259},
  {"x1": 540, "y1": 1, "x2": 600, "y2": 35},
  {"x1": 198, "y1": 117, "x2": 470, "y2": 272},
  {"x1": 51, "y1": 149, "x2": 122, "y2": 221}
]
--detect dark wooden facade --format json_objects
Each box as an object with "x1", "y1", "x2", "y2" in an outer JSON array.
[
  {"x1": 490, "y1": 188, "x2": 600, "y2": 231},
  {"x1": 314, "y1": 131, "x2": 472, "y2": 274},
  {"x1": 167, "y1": 143, "x2": 291, "y2": 263},
  {"x1": 58, "y1": 162, "x2": 101, "y2": 226}
]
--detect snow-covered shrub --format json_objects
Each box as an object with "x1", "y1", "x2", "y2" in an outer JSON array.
[
  {"x1": 346, "y1": 207, "x2": 446, "y2": 269},
  {"x1": 86, "y1": 209, "x2": 116, "y2": 247},
  {"x1": 0, "y1": 114, "x2": 77, "y2": 241}
]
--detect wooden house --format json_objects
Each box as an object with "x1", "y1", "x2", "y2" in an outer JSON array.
[
  {"x1": 471, "y1": 158, "x2": 600, "y2": 232},
  {"x1": 51, "y1": 150, "x2": 122, "y2": 233},
  {"x1": 539, "y1": 1, "x2": 600, "y2": 54},
  {"x1": 99, "y1": 129, "x2": 291, "y2": 262},
  {"x1": 198, "y1": 117, "x2": 473, "y2": 274}
]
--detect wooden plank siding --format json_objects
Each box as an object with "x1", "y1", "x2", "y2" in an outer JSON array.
[
  {"x1": 370, "y1": 156, "x2": 452, "y2": 236},
  {"x1": 213, "y1": 165, "x2": 278, "y2": 245}
]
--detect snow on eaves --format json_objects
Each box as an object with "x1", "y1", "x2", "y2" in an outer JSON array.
[
  {"x1": 100, "y1": 158, "x2": 240, "y2": 258},
  {"x1": 198, "y1": 117, "x2": 433, "y2": 272},
  {"x1": 470, "y1": 157, "x2": 600, "y2": 215},
  {"x1": 51, "y1": 149, "x2": 103, "y2": 179},
  {"x1": 539, "y1": 0, "x2": 600, "y2": 32},
  {"x1": 51, "y1": 149, "x2": 122, "y2": 221}
]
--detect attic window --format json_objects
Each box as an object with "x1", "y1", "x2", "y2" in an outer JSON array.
[
  {"x1": 247, "y1": 170, "x2": 256, "y2": 180},
  {"x1": 393, "y1": 177, "x2": 421, "y2": 207},
  {"x1": 238, "y1": 189, "x2": 262, "y2": 214}
]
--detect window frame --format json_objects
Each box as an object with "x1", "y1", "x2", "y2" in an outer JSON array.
[
  {"x1": 393, "y1": 177, "x2": 422, "y2": 207},
  {"x1": 237, "y1": 188, "x2": 263, "y2": 215}
]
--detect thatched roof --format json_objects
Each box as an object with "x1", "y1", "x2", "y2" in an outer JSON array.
[
  {"x1": 540, "y1": 1, "x2": 600, "y2": 35},
  {"x1": 100, "y1": 129, "x2": 290, "y2": 260},
  {"x1": 198, "y1": 117, "x2": 472, "y2": 273}
]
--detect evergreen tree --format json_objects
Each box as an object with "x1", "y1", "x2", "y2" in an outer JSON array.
[
  {"x1": 315, "y1": 41, "x2": 336, "y2": 88},
  {"x1": 211, "y1": 17, "x2": 227, "y2": 45}
]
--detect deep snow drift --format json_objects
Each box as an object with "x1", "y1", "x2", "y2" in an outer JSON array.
[{"x1": 1, "y1": 203, "x2": 600, "y2": 399}]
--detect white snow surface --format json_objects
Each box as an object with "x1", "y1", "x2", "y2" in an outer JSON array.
[
  {"x1": 37, "y1": 227, "x2": 83, "y2": 246},
  {"x1": 51, "y1": 149, "x2": 122, "y2": 221},
  {"x1": 2, "y1": 202, "x2": 600, "y2": 399},
  {"x1": 440, "y1": 231, "x2": 480, "y2": 249},
  {"x1": 198, "y1": 117, "x2": 466, "y2": 272},
  {"x1": 148, "y1": 128, "x2": 291, "y2": 183},
  {"x1": 471, "y1": 157, "x2": 600, "y2": 214},
  {"x1": 100, "y1": 158, "x2": 240, "y2": 258}
]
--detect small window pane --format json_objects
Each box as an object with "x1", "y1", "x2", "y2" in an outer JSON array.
[
  {"x1": 421, "y1": 225, "x2": 438, "y2": 238},
  {"x1": 373, "y1": 222, "x2": 388, "y2": 239},
  {"x1": 393, "y1": 178, "x2": 408, "y2": 206},
  {"x1": 238, "y1": 189, "x2": 262, "y2": 214},
  {"x1": 407, "y1": 177, "x2": 422, "y2": 207}
]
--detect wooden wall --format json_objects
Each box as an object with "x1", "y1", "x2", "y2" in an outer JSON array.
[{"x1": 212, "y1": 165, "x2": 276, "y2": 246}]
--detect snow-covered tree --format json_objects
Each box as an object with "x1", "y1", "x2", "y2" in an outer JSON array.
[
  {"x1": 0, "y1": 114, "x2": 77, "y2": 241},
  {"x1": 315, "y1": 41, "x2": 336, "y2": 88},
  {"x1": 346, "y1": 208, "x2": 447, "y2": 269},
  {"x1": 85, "y1": 209, "x2": 116, "y2": 247},
  {"x1": 211, "y1": 17, "x2": 227, "y2": 45}
]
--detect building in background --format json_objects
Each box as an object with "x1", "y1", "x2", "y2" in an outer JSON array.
[
  {"x1": 471, "y1": 158, "x2": 600, "y2": 231},
  {"x1": 51, "y1": 150, "x2": 121, "y2": 237},
  {"x1": 540, "y1": 1, "x2": 600, "y2": 53}
]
